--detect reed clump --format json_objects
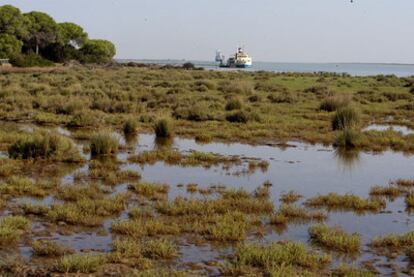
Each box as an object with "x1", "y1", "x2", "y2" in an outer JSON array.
[
  {"x1": 154, "y1": 119, "x2": 173, "y2": 138},
  {"x1": 335, "y1": 128, "x2": 362, "y2": 148},
  {"x1": 331, "y1": 107, "x2": 360, "y2": 131},
  {"x1": 90, "y1": 132, "x2": 119, "y2": 156},
  {"x1": 123, "y1": 119, "x2": 138, "y2": 135}
]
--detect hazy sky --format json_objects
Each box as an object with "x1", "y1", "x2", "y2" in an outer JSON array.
[{"x1": 5, "y1": 0, "x2": 414, "y2": 63}]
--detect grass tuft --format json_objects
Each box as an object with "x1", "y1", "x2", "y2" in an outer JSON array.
[
  {"x1": 308, "y1": 224, "x2": 360, "y2": 253},
  {"x1": 305, "y1": 193, "x2": 385, "y2": 213},
  {"x1": 55, "y1": 254, "x2": 104, "y2": 273},
  {"x1": 332, "y1": 107, "x2": 360, "y2": 131},
  {"x1": 8, "y1": 131, "x2": 82, "y2": 162},
  {"x1": 90, "y1": 132, "x2": 119, "y2": 156},
  {"x1": 154, "y1": 119, "x2": 173, "y2": 138}
]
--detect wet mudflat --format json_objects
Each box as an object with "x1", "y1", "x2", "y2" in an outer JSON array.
[{"x1": 1, "y1": 122, "x2": 414, "y2": 276}]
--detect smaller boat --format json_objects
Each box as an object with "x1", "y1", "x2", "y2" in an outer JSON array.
[{"x1": 216, "y1": 47, "x2": 252, "y2": 68}]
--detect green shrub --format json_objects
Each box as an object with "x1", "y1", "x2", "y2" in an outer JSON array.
[
  {"x1": 225, "y1": 98, "x2": 242, "y2": 111},
  {"x1": 8, "y1": 132, "x2": 82, "y2": 162},
  {"x1": 10, "y1": 53, "x2": 54, "y2": 67},
  {"x1": 154, "y1": 119, "x2": 173, "y2": 138},
  {"x1": 332, "y1": 107, "x2": 360, "y2": 131},
  {"x1": 90, "y1": 133, "x2": 119, "y2": 156},
  {"x1": 123, "y1": 119, "x2": 138, "y2": 135}
]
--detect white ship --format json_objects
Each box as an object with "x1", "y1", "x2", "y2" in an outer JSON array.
[{"x1": 216, "y1": 47, "x2": 252, "y2": 68}]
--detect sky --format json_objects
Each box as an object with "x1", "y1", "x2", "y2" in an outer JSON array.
[{"x1": 4, "y1": 0, "x2": 414, "y2": 63}]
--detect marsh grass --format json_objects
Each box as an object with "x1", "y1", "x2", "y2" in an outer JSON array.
[
  {"x1": 222, "y1": 241, "x2": 331, "y2": 275},
  {"x1": 0, "y1": 216, "x2": 30, "y2": 246},
  {"x1": 1, "y1": 67, "x2": 414, "y2": 151},
  {"x1": 394, "y1": 179, "x2": 414, "y2": 187},
  {"x1": 0, "y1": 176, "x2": 46, "y2": 197},
  {"x1": 129, "y1": 149, "x2": 247, "y2": 169},
  {"x1": 154, "y1": 119, "x2": 173, "y2": 138},
  {"x1": 186, "y1": 183, "x2": 198, "y2": 193},
  {"x1": 8, "y1": 131, "x2": 82, "y2": 162},
  {"x1": 123, "y1": 119, "x2": 138, "y2": 135},
  {"x1": 369, "y1": 185, "x2": 403, "y2": 198},
  {"x1": 308, "y1": 224, "x2": 360, "y2": 253},
  {"x1": 332, "y1": 107, "x2": 360, "y2": 131},
  {"x1": 0, "y1": 158, "x2": 21, "y2": 177},
  {"x1": 198, "y1": 212, "x2": 247, "y2": 241},
  {"x1": 320, "y1": 95, "x2": 352, "y2": 112},
  {"x1": 270, "y1": 205, "x2": 327, "y2": 225},
  {"x1": 254, "y1": 186, "x2": 270, "y2": 198},
  {"x1": 129, "y1": 182, "x2": 169, "y2": 198},
  {"x1": 46, "y1": 193, "x2": 130, "y2": 226},
  {"x1": 225, "y1": 98, "x2": 242, "y2": 111},
  {"x1": 405, "y1": 193, "x2": 414, "y2": 208},
  {"x1": 305, "y1": 193, "x2": 385, "y2": 213},
  {"x1": 332, "y1": 264, "x2": 375, "y2": 277},
  {"x1": 142, "y1": 239, "x2": 178, "y2": 259},
  {"x1": 157, "y1": 190, "x2": 274, "y2": 216},
  {"x1": 335, "y1": 129, "x2": 362, "y2": 148},
  {"x1": 32, "y1": 240, "x2": 74, "y2": 256},
  {"x1": 280, "y1": 191, "x2": 303, "y2": 204},
  {"x1": 370, "y1": 230, "x2": 414, "y2": 256},
  {"x1": 55, "y1": 254, "x2": 104, "y2": 273},
  {"x1": 56, "y1": 182, "x2": 103, "y2": 201},
  {"x1": 90, "y1": 132, "x2": 119, "y2": 156}
]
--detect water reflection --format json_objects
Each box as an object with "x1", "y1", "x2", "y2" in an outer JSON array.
[
  {"x1": 334, "y1": 147, "x2": 361, "y2": 172},
  {"x1": 154, "y1": 137, "x2": 174, "y2": 150},
  {"x1": 124, "y1": 132, "x2": 138, "y2": 147}
]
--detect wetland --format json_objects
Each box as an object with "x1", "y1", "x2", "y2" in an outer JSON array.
[{"x1": 0, "y1": 66, "x2": 414, "y2": 276}]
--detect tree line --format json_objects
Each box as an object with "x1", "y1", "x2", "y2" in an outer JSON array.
[{"x1": 0, "y1": 5, "x2": 116, "y2": 66}]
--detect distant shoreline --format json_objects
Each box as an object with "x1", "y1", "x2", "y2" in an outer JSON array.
[
  {"x1": 116, "y1": 59, "x2": 414, "y2": 77},
  {"x1": 116, "y1": 59, "x2": 414, "y2": 66}
]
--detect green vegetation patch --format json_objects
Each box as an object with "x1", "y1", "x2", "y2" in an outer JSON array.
[{"x1": 308, "y1": 224, "x2": 361, "y2": 253}]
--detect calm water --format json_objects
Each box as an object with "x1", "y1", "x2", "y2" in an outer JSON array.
[{"x1": 118, "y1": 59, "x2": 414, "y2": 77}]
